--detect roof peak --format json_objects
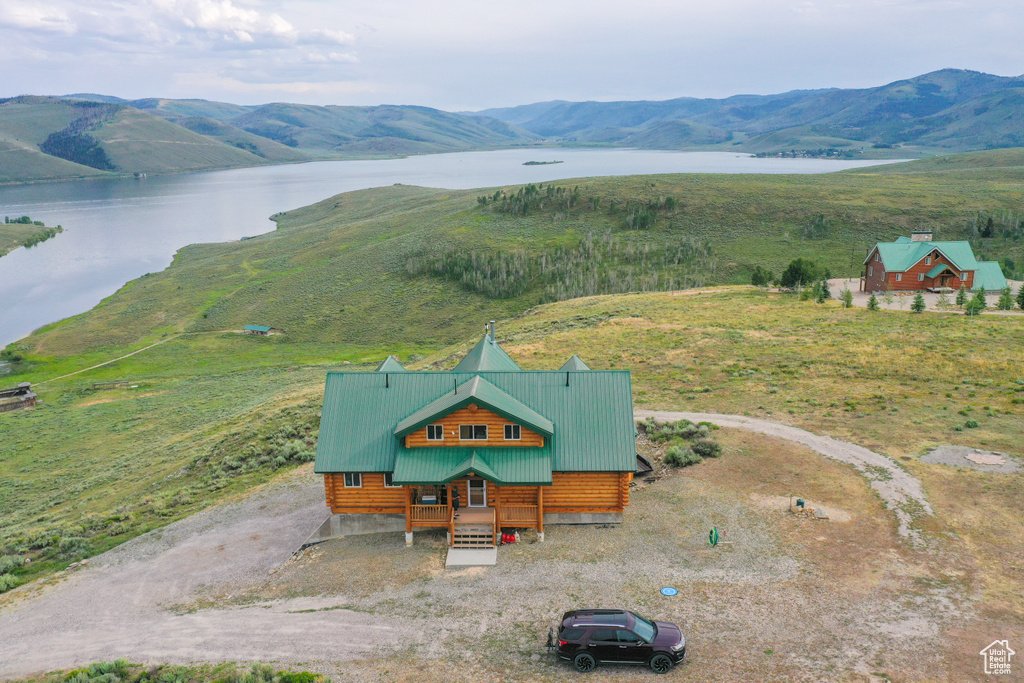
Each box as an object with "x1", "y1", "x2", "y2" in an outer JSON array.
[{"x1": 452, "y1": 333, "x2": 522, "y2": 373}]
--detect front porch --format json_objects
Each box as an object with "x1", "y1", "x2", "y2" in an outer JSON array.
[{"x1": 405, "y1": 482, "x2": 545, "y2": 548}]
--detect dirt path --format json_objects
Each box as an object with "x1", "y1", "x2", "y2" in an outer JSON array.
[
  {"x1": 636, "y1": 410, "x2": 932, "y2": 544},
  {"x1": 0, "y1": 467, "x2": 426, "y2": 677},
  {"x1": 0, "y1": 416, "x2": 936, "y2": 678}
]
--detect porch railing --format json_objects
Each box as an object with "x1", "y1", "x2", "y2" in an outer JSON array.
[
  {"x1": 410, "y1": 504, "x2": 449, "y2": 526},
  {"x1": 499, "y1": 505, "x2": 539, "y2": 526}
]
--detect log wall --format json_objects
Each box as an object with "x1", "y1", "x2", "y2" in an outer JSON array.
[
  {"x1": 405, "y1": 404, "x2": 544, "y2": 448},
  {"x1": 323, "y1": 473, "x2": 406, "y2": 514}
]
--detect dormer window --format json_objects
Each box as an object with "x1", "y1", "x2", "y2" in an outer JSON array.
[
  {"x1": 925, "y1": 256, "x2": 932, "y2": 266},
  {"x1": 504, "y1": 424, "x2": 522, "y2": 440},
  {"x1": 460, "y1": 425, "x2": 488, "y2": 440},
  {"x1": 426, "y1": 424, "x2": 444, "y2": 440}
]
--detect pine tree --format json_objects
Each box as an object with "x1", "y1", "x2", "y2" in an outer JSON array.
[
  {"x1": 1017, "y1": 283, "x2": 1024, "y2": 310},
  {"x1": 955, "y1": 285, "x2": 968, "y2": 307},
  {"x1": 911, "y1": 292, "x2": 926, "y2": 313},
  {"x1": 997, "y1": 286, "x2": 1014, "y2": 310},
  {"x1": 867, "y1": 294, "x2": 879, "y2": 311},
  {"x1": 841, "y1": 287, "x2": 854, "y2": 308}
]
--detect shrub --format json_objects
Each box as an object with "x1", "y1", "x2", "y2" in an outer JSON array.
[
  {"x1": 0, "y1": 574, "x2": 19, "y2": 593},
  {"x1": 691, "y1": 439, "x2": 723, "y2": 459},
  {"x1": 0, "y1": 555, "x2": 25, "y2": 574},
  {"x1": 964, "y1": 420, "x2": 979, "y2": 429},
  {"x1": 664, "y1": 445, "x2": 701, "y2": 468},
  {"x1": 58, "y1": 536, "x2": 89, "y2": 558},
  {"x1": 867, "y1": 294, "x2": 879, "y2": 311}
]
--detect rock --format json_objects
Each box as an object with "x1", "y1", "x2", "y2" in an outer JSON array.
[{"x1": 531, "y1": 654, "x2": 540, "y2": 661}]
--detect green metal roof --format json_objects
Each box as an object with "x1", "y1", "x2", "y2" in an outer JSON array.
[
  {"x1": 925, "y1": 263, "x2": 955, "y2": 278},
  {"x1": 866, "y1": 238, "x2": 979, "y2": 273},
  {"x1": 314, "y1": 369, "x2": 635, "y2": 475},
  {"x1": 244, "y1": 325, "x2": 272, "y2": 332},
  {"x1": 375, "y1": 356, "x2": 407, "y2": 372},
  {"x1": 452, "y1": 335, "x2": 522, "y2": 372},
  {"x1": 559, "y1": 354, "x2": 592, "y2": 371},
  {"x1": 392, "y1": 448, "x2": 552, "y2": 485},
  {"x1": 973, "y1": 261, "x2": 1009, "y2": 291},
  {"x1": 393, "y1": 375, "x2": 554, "y2": 437}
]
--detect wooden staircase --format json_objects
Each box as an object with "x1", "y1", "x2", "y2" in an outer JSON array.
[
  {"x1": 452, "y1": 523, "x2": 494, "y2": 548},
  {"x1": 451, "y1": 507, "x2": 496, "y2": 548}
]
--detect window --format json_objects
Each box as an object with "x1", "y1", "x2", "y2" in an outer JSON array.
[
  {"x1": 918, "y1": 273, "x2": 924, "y2": 281},
  {"x1": 926, "y1": 256, "x2": 932, "y2": 266},
  {"x1": 560, "y1": 628, "x2": 586, "y2": 641},
  {"x1": 344, "y1": 473, "x2": 361, "y2": 487},
  {"x1": 384, "y1": 472, "x2": 401, "y2": 487},
  {"x1": 875, "y1": 253, "x2": 880, "y2": 262},
  {"x1": 426, "y1": 424, "x2": 444, "y2": 441},
  {"x1": 868, "y1": 266, "x2": 873, "y2": 277},
  {"x1": 961, "y1": 272, "x2": 968, "y2": 280},
  {"x1": 459, "y1": 424, "x2": 487, "y2": 440},
  {"x1": 591, "y1": 629, "x2": 617, "y2": 642},
  {"x1": 896, "y1": 273, "x2": 902, "y2": 281},
  {"x1": 504, "y1": 424, "x2": 521, "y2": 440}
]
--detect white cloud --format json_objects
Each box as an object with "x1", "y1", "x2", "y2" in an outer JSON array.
[{"x1": 0, "y1": 2, "x2": 76, "y2": 34}]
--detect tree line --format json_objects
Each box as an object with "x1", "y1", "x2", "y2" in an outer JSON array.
[{"x1": 405, "y1": 231, "x2": 716, "y2": 302}]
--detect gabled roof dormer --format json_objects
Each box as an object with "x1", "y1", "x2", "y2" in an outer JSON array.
[{"x1": 394, "y1": 375, "x2": 554, "y2": 438}]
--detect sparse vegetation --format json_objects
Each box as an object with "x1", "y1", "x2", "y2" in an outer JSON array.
[{"x1": 7, "y1": 661, "x2": 329, "y2": 683}]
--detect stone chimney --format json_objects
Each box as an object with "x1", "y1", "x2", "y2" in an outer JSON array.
[{"x1": 911, "y1": 230, "x2": 933, "y2": 242}]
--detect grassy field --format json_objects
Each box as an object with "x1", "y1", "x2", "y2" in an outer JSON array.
[
  {"x1": 2, "y1": 157, "x2": 1023, "y2": 647},
  {"x1": 14, "y1": 151, "x2": 1024, "y2": 358},
  {"x1": 0, "y1": 220, "x2": 62, "y2": 258}
]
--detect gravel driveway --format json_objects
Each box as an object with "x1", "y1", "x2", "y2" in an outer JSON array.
[
  {"x1": 636, "y1": 410, "x2": 933, "y2": 545},
  {"x1": 0, "y1": 468, "x2": 427, "y2": 677},
  {"x1": 0, "y1": 414, "x2": 937, "y2": 678}
]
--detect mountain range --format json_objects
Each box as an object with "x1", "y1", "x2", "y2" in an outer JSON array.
[{"x1": 1, "y1": 69, "x2": 1021, "y2": 183}]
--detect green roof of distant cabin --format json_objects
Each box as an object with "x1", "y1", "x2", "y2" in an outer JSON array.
[
  {"x1": 868, "y1": 237, "x2": 980, "y2": 273},
  {"x1": 244, "y1": 325, "x2": 272, "y2": 332},
  {"x1": 973, "y1": 261, "x2": 1009, "y2": 291}
]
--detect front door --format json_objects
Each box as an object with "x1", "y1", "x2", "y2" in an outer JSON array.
[{"x1": 467, "y1": 478, "x2": 486, "y2": 507}]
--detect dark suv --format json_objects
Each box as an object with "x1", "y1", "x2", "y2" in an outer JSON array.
[{"x1": 555, "y1": 608, "x2": 686, "y2": 674}]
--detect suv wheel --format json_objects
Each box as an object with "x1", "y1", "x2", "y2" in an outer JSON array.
[
  {"x1": 649, "y1": 654, "x2": 673, "y2": 674},
  {"x1": 573, "y1": 652, "x2": 597, "y2": 672}
]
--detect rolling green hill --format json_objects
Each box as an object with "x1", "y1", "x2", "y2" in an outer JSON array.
[
  {"x1": 1, "y1": 96, "x2": 539, "y2": 183},
  {"x1": 475, "y1": 69, "x2": 1024, "y2": 153},
  {"x1": 18, "y1": 151, "x2": 1024, "y2": 358}
]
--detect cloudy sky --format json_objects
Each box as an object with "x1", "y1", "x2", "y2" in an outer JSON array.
[{"x1": 1, "y1": 0, "x2": 1021, "y2": 111}]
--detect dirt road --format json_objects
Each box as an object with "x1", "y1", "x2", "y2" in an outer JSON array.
[
  {"x1": 0, "y1": 413, "x2": 935, "y2": 678},
  {"x1": 637, "y1": 410, "x2": 932, "y2": 544},
  {"x1": 0, "y1": 469, "x2": 426, "y2": 677}
]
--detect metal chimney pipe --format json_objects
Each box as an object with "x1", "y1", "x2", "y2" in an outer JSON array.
[{"x1": 489, "y1": 320, "x2": 496, "y2": 342}]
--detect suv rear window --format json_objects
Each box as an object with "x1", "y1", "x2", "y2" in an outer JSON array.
[{"x1": 560, "y1": 628, "x2": 585, "y2": 641}]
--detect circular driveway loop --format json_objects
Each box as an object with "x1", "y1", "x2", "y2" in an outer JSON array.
[{"x1": 0, "y1": 413, "x2": 932, "y2": 676}]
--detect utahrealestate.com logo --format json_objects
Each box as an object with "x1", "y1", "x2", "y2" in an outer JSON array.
[{"x1": 980, "y1": 640, "x2": 1015, "y2": 675}]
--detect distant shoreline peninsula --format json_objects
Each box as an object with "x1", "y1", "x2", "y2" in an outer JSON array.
[
  {"x1": 523, "y1": 160, "x2": 563, "y2": 166},
  {"x1": 0, "y1": 216, "x2": 64, "y2": 258}
]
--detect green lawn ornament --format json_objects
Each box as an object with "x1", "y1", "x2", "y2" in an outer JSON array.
[{"x1": 709, "y1": 527, "x2": 719, "y2": 547}]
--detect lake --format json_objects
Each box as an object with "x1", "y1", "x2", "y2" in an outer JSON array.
[{"x1": 0, "y1": 149, "x2": 900, "y2": 346}]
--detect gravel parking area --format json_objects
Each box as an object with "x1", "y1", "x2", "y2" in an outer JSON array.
[
  {"x1": 636, "y1": 410, "x2": 933, "y2": 545},
  {"x1": 826, "y1": 277, "x2": 1023, "y2": 313},
  {"x1": 0, "y1": 418, "x2": 974, "y2": 682},
  {"x1": 921, "y1": 445, "x2": 1021, "y2": 474}
]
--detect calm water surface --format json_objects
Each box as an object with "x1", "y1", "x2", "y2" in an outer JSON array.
[{"x1": 0, "y1": 149, "x2": 899, "y2": 345}]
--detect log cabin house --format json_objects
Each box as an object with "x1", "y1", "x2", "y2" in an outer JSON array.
[
  {"x1": 312, "y1": 325, "x2": 637, "y2": 548},
  {"x1": 861, "y1": 230, "x2": 1007, "y2": 293}
]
